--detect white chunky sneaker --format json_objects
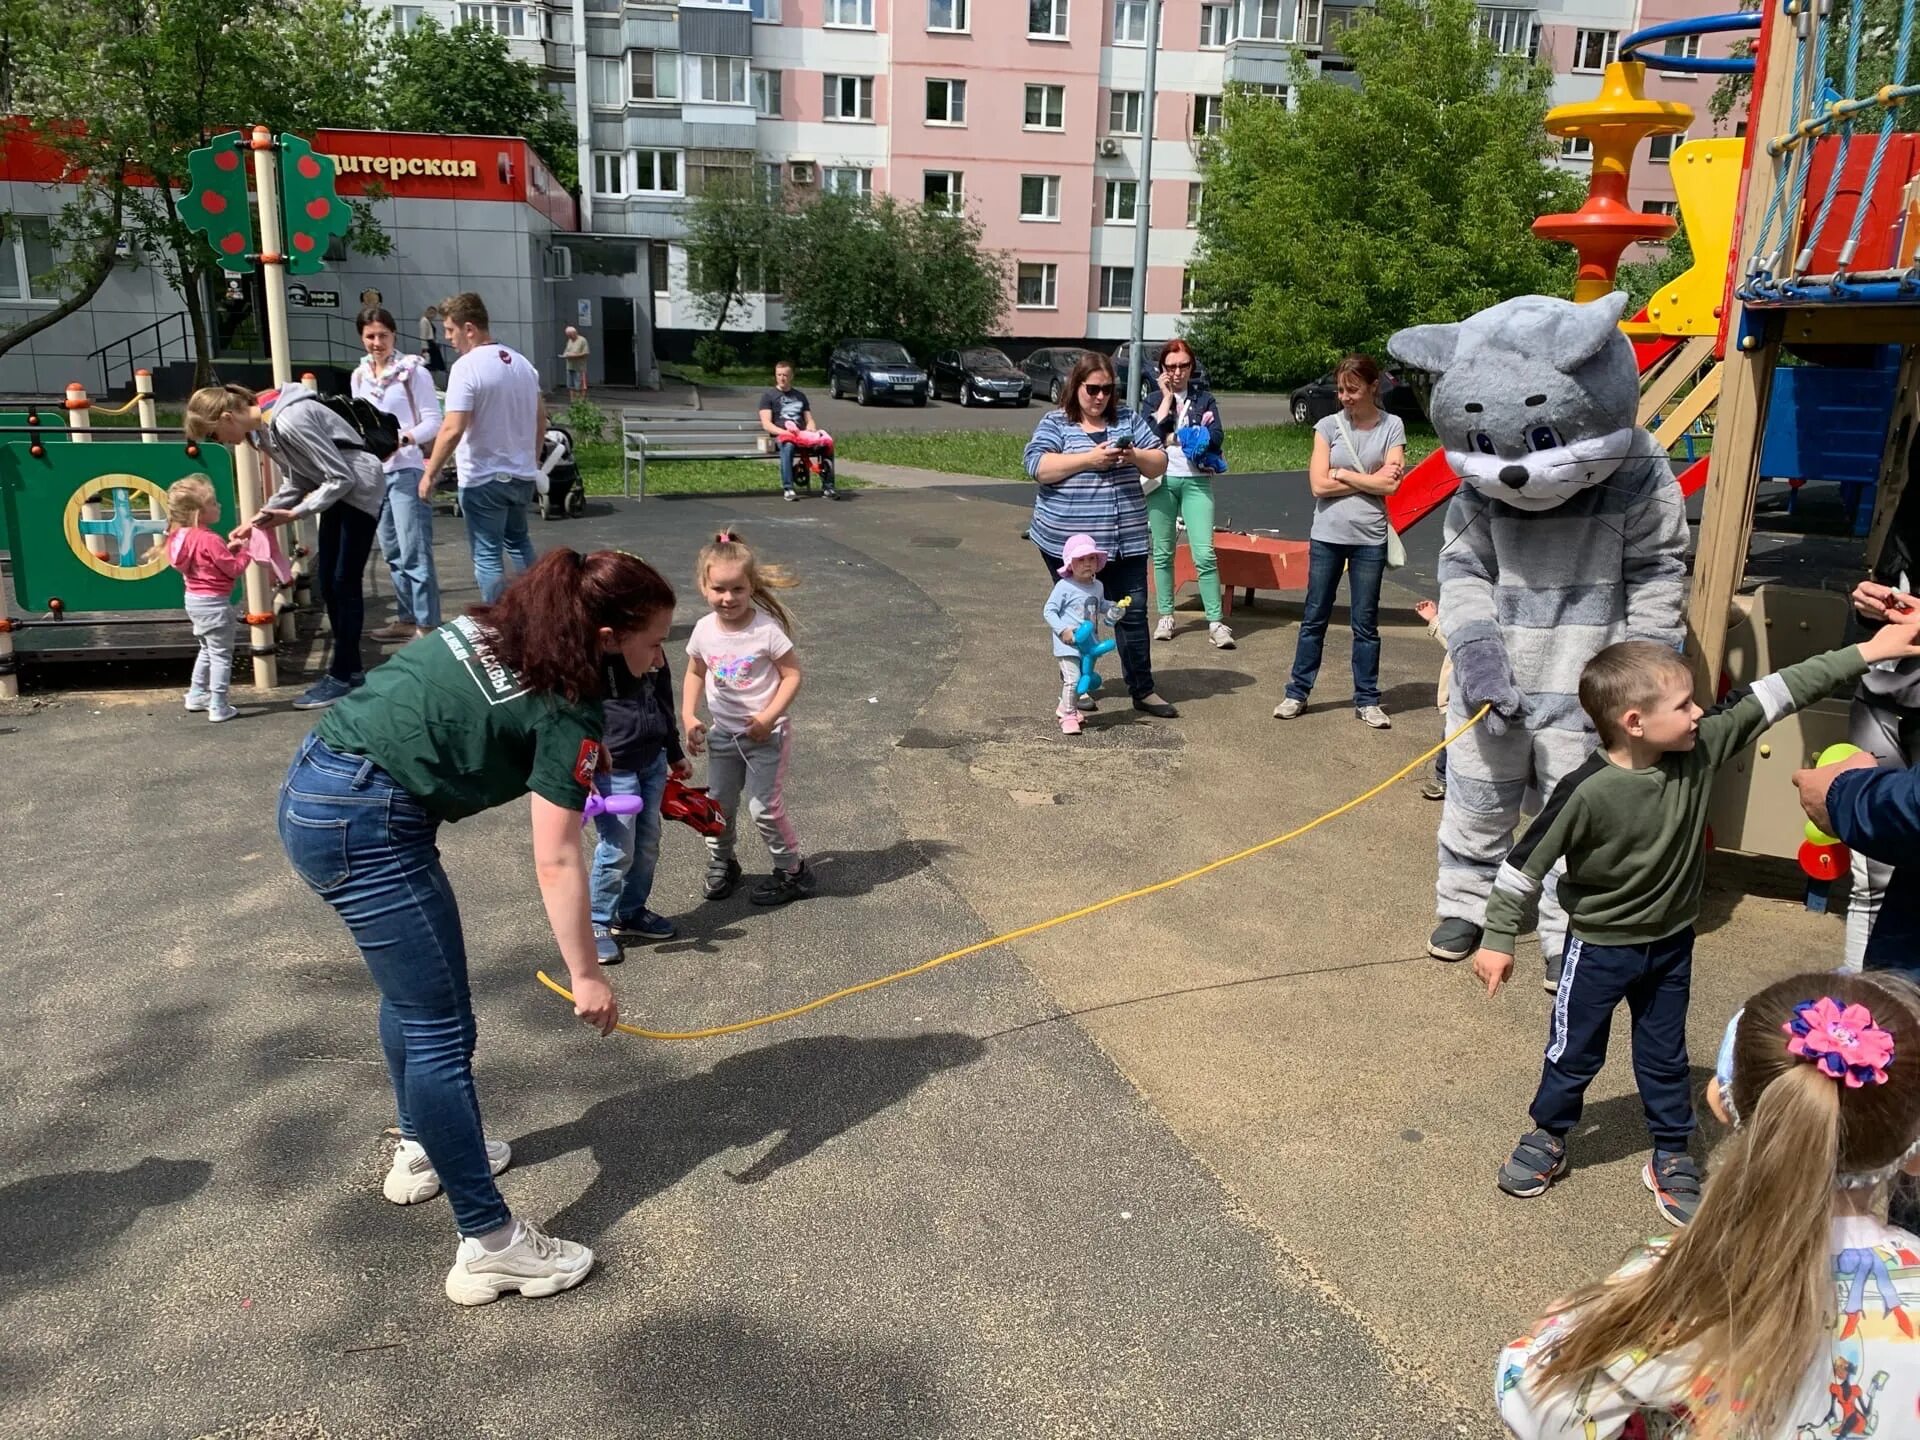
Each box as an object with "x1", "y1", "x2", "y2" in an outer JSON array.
[
  {"x1": 1272, "y1": 697, "x2": 1304, "y2": 719},
  {"x1": 1152, "y1": 615, "x2": 1176, "y2": 642},
  {"x1": 1208, "y1": 622, "x2": 1236, "y2": 649},
  {"x1": 444, "y1": 1221, "x2": 594, "y2": 1306},
  {"x1": 1357, "y1": 704, "x2": 1392, "y2": 730},
  {"x1": 383, "y1": 1137, "x2": 512, "y2": 1205}
]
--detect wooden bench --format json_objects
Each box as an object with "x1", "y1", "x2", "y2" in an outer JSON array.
[
  {"x1": 1158, "y1": 531, "x2": 1313, "y2": 615},
  {"x1": 620, "y1": 408, "x2": 775, "y2": 499}
]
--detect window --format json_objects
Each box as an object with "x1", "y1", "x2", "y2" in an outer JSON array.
[
  {"x1": 826, "y1": 74, "x2": 875, "y2": 121},
  {"x1": 752, "y1": 68, "x2": 781, "y2": 115},
  {"x1": 824, "y1": 166, "x2": 873, "y2": 196},
  {"x1": 458, "y1": 4, "x2": 526, "y2": 37},
  {"x1": 826, "y1": 0, "x2": 873, "y2": 25},
  {"x1": 1662, "y1": 34, "x2": 1701, "y2": 61},
  {"x1": 1103, "y1": 179, "x2": 1138, "y2": 223},
  {"x1": 1194, "y1": 94, "x2": 1223, "y2": 135},
  {"x1": 1017, "y1": 262, "x2": 1058, "y2": 308},
  {"x1": 686, "y1": 148, "x2": 753, "y2": 194},
  {"x1": 1113, "y1": 0, "x2": 1148, "y2": 43},
  {"x1": 928, "y1": 0, "x2": 968, "y2": 29},
  {"x1": 392, "y1": 5, "x2": 425, "y2": 35},
  {"x1": 1249, "y1": 82, "x2": 1288, "y2": 104},
  {"x1": 1642, "y1": 199, "x2": 1679, "y2": 217},
  {"x1": 1107, "y1": 90, "x2": 1144, "y2": 135},
  {"x1": 1020, "y1": 174, "x2": 1061, "y2": 220},
  {"x1": 1200, "y1": 3, "x2": 1234, "y2": 45},
  {"x1": 1098, "y1": 265, "x2": 1134, "y2": 310},
  {"x1": 1028, "y1": 0, "x2": 1068, "y2": 38},
  {"x1": 687, "y1": 54, "x2": 749, "y2": 104},
  {"x1": 589, "y1": 57, "x2": 623, "y2": 109},
  {"x1": 1297, "y1": 0, "x2": 1322, "y2": 43},
  {"x1": 633, "y1": 149, "x2": 681, "y2": 193},
  {"x1": 1182, "y1": 269, "x2": 1199, "y2": 311},
  {"x1": 1024, "y1": 84, "x2": 1065, "y2": 130},
  {"x1": 751, "y1": 0, "x2": 780, "y2": 19},
  {"x1": 926, "y1": 77, "x2": 967, "y2": 124},
  {"x1": 923, "y1": 171, "x2": 963, "y2": 210},
  {"x1": 1571, "y1": 28, "x2": 1617, "y2": 72},
  {"x1": 1648, "y1": 130, "x2": 1686, "y2": 163},
  {"x1": 2, "y1": 217, "x2": 54, "y2": 302},
  {"x1": 1187, "y1": 182, "x2": 1204, "y2": 226},
  {"x1": 1560, "y1": 135, "x2": 1593, "y2": 160},
  {"x1": 649, "y1": 239, "x2": 671, "y2": 294},
  {"x1": 1475, "y1": 7, "x2": 1537, "y2": 57},
  {"x1": 631, "y1": 49, "x2": 680, "y2": 101},
  {"x1": 591, "y1": 151, "x2": 626, "y2": 197},
  {"x1": 756, "y1": 161, "x2": 783, "y2": 199},
  {"x1": 1243, "y1": 0, "x2": 1284, "y2": 40}
]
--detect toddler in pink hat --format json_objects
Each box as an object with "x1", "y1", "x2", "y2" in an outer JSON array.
[{"x1": 1042, "y1": 533, "x2": 1129, "y2": 735}]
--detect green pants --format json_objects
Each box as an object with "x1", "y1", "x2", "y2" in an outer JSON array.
[{"x1": 1146, "y1": 472, "x2": 1221, "y2": 622}]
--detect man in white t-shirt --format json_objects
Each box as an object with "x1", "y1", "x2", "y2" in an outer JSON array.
[{"x1": 421, "y1": 291, "x2": 547, "y2": 603}]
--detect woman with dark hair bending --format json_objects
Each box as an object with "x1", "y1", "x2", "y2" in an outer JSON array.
[{"x1": 276, "y1": 549, "x2": 676, "y2": 1304}]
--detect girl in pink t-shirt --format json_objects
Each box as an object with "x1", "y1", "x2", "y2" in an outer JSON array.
[
  {"x1": 157, "y1": 475, "x2": 248, "y2": 722},
  {"x1": 680, "y1": 530, "x2": 812, "y2": 906}
]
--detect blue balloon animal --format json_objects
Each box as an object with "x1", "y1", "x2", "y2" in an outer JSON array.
[{"x1": 1073, "y1": 595, "x2": 1131, "y2": 697}]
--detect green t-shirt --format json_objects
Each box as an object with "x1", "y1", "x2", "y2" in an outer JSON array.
[{"x1": 317, "y1": 616, "x2": 604, "y2": 822}]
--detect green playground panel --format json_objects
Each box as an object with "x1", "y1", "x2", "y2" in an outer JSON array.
[
  {"x1": 0, "y1": 438, "x2": 238, "y2": 613},
  {"x1": 0, "y1": 412, "x2": 69, "y2": 550}
]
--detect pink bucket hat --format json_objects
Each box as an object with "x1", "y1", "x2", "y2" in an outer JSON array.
[{"x1": 1057, "y1": 534, "x2": 1110, "y2": 577}]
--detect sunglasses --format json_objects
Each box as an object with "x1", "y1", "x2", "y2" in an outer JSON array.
[
  {"x1": 1162, "y1": 362, "x2": 1192, "y2": 372},
  {"x1": 1082, "y1": 382, "x2": 1114, "y2": 395}
]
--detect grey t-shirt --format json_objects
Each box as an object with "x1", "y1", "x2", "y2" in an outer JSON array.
[{"x1": 1310, "y1": 410, "x2": 1406, "y2": 546}]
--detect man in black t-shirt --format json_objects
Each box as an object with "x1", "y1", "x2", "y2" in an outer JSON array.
[{"x1": 757, "y1": 360, "x2": 817, "y2": 500}]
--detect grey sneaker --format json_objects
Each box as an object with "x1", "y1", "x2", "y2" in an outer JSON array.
[
  {"x1": 592, "y1": 924, "x2": 621, "y2": 965},
  {"x1": 1498, "y1": 1129, "x2": 1569, "y2": 1198},
  {"x1": 1543, "y1": 951, "x2": 1565, "y2": 994},
  {"x1": 1645, "y1": 1151, "x2": 1703, "y2": 1226},
  {"x1": 1357, "y1": 704, "x2": 1392, "y2": 729},
  {"x1": 1208, "y1": 622, "x2": 1236, "y2": 649},
  {"x1": 1153, "y1": 615, "x2": 1176, "y2": 642},
  {"x1": 1421, "y1": 768, "x2": 1447, "y2": 801},
  {"x1": 1273, "y1": 697, "x2": 1304, "y2": 719},
  {"x1": 703, "y1": 857, "x2": 743, "y2": 901},
  {"x1": 1075, "y1": 691, "x2": 1098, "y2": 712},
  {"x1": 1428, "y1": 917, "x2": 1482, "y2": 961}
]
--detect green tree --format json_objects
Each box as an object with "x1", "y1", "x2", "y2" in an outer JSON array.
[
  {"x1": 773, "y1": 192, "x2": 1008, "y2": 366},
  {"x1": 6, "y1": 0, "x2": 390, "y2": 380},
  {"x1": 382, "y1": 19, "x2": 579, "y2": 190},
  {"x1": 682, "y1": 172, "x2": 783, "y2": 338},
  {"x1": 1711, "y1": 0, "x2": 1912, "y2": 135},
  {"x1": 1188, "y1": 0, "x2": 1581, "y2": 387}
]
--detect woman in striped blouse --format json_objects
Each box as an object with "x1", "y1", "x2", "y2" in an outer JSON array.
[{"x1": 1023, "y1": 353, "x2": 1178, "y2": 718}]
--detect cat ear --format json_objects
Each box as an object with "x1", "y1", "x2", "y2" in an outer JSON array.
[
  {"x1": 1389, "y1": 322, "x2": 1459, "y2": 375},
  {"x1": 1549, "y1": 292, "x2": 1632, "y2": 374}
]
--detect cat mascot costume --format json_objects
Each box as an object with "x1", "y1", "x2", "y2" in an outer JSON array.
[{"x1": 1389, "y1": 292, "x2": 1689, "y2": 980}]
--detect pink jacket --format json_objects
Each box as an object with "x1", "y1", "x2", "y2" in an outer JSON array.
[{"x1": 169, "y1": 526, "x2": 248, "y2": 598}]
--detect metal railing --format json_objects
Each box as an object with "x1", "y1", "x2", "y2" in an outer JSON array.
[{"x1": 89, "y1": 308, "x2": 370, "y2": 396}]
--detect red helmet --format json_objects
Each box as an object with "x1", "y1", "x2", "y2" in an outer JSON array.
[{"x1": 660, "y1": 776, "x2": 727, "y2": 837}]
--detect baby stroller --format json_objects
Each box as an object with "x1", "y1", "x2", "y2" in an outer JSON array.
[{"x1": 536, "y1": 422, "x2": 586, "y2": 520}]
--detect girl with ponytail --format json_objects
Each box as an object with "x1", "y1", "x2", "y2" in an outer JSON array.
[
  {"x1": 1499, "y1": 971, "x2": 1920, "y2": 1438},
  {"x1": 275, "y1": 549, "x2": 676, "y2": 1307}
]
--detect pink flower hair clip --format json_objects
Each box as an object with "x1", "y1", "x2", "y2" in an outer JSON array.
[{"x1": 1784, "y1": 998, "x2": 1896, "y2": 1088}]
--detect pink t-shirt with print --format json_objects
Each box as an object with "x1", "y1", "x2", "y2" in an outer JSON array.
[{"x1": 687, "y1": 609, "x2": 793, "y2": 732}]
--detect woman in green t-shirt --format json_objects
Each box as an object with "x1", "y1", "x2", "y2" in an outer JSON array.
[{"x1": 277, "y1": 547, "x2": 675, "y2": 1305}]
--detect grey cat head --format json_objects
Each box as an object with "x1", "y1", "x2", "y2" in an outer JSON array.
[{"x1": 1389, "y1": 293, "x2": 1640, "y2": 512}]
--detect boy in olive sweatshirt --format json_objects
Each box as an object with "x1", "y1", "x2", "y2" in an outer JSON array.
[{"x1": 1475, "y1": 621, "x2": 1920, "y2": 1226}]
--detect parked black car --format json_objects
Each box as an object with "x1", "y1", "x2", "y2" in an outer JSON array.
[
  {"x1": 1020, "y1": 346, "x2": 1095, "y2": 405},
  {"x1": 1288, "y1": 370, "x2": 1427, "y2": 426},
  {"x1": 931, "y1": 346, "x2": 1032, "y2": 407},
  {"x1": 827, "y1": 339, "x2": 930, "y2": 406},
  {"x1": 1109, "y1": 340, "x2": 1210, "y2": 406}
]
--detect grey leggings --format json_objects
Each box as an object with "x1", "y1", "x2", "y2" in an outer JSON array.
[
  {"x1": 185, "y1": 595, "x2": 237, "y2": 701},
  {"x1": 705, "y1": 724, "x2": 801, "y2": 872},
  {"x1": 1844, "y1": 693, "x2": 1920, "y2": 970}
]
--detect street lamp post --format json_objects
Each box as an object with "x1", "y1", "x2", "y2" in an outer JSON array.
[{"x1": 1124, "y1": 0, "x2": 1163, "y2": 412}]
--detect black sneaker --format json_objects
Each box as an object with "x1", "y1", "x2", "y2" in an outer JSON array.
[
  {"x1": 822, "y1": 485, "x2": 839, "y2": 500},
  {"x1": 750, "y1": 861, "x2": 816, "y2": 907},
  {"x1": 703, "y1": 857, "x2": 742, "y2": 901},
  {"x1": 1645, "y1": 1150, "x2": 1703, "y2": 1226},
  {"x1": 1543, "y1": 951, "x2": 1566, "y2": 994},
  {"x1": 1428, "y1": 917, "x2": 1482, "y2": 962},
  {"x1": 1498, "y1": 1129, "x2": 1569, "y2": 1198}
]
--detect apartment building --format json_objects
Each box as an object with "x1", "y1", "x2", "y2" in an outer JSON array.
[{"x1": 369, "y1": 0, "x2": 1744, "y2": 353}]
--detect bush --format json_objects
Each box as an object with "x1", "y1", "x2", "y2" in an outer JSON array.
[
  {"x1": 691, "y1": 334, "x2": 737, "y2": 373},
  {"x1": 562, "y1": 399, "x2": 607, "y2": 445}
]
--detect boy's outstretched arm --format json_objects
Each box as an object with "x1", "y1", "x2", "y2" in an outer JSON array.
[{"x1": 1696, "y1": 620, "x2": 1920, "y2": 768}]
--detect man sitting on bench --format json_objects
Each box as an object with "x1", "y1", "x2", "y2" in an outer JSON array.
[{"x1": 758, "y1": 361, "x2": 815, "y2": 502}]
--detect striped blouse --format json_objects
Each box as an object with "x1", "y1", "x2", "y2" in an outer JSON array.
[{"x1": 1023, "y1": 407, "x2": 1162, "y2": 559}]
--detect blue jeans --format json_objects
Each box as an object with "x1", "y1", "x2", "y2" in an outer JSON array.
[
  {"x1": 460, "y1": 478, "x2": 537, "y2": 605},
  {"x1": 1286, "y1": 539, "x2": 1386, "y2": 708},
  {"x1": 590, "y1": 753, "x2": 669, "y2": 925},
  {"x1": 377, "y1": 467, "x2": 441, "y2": 629},
  {"x1": 777, "y1": 441, "x2": 802, "y2": 492},
  {"x1": 276, "y1": 733, "x2": 511, "y2": 1237}
]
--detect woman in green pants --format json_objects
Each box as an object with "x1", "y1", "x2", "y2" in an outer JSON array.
[{"x1": 1146, "y1": 339, "x2": 1233, "y2": 649}]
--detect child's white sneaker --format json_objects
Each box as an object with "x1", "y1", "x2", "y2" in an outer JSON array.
[
  {"x1": 184, "y1": 690, "x2": 210, "y2": 712},
  {"x1": 1152, "y1": 615, "x2": 1176, "y2": 642},
  {"x1": 1208, "y1": 622, "x2": 1235, "y2": 649},
  {"x1": 444, "y1": 1221, "x2": 593, "y2": 1306},
  {"x1": 208, "y1": 701, "x2": 239, "y2": 723},
  {"x1": 383, "y1": 1137, "x2": 512, "y2": 1205}
]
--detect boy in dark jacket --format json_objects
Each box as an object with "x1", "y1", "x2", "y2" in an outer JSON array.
[{"x1": 591, "y1": 653, "x2": 691, "y2": 962}]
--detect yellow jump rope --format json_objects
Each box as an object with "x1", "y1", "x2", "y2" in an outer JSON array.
[{"x1": 538, "y1": 704, "x2": 1490, "y2": 1041}]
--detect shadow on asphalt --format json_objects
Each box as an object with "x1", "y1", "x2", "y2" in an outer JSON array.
[
  {"x1": 1, "y1": 1157, "x2": 212, "y2": 1282},
  {"x1": 1563, "y1": 1066, "x2": 1718, "y2": 1169},
  {"x1": 509, "y1": 1032, "x2": 985, "y2": 1241},
  {"x1": 1153, "y1": 665, "x2": 1255, "y2": 704}
]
